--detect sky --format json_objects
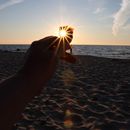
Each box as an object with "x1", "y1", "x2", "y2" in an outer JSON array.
[{"x1": 0, "y1": 0, "x2": 130, "y2": 45}]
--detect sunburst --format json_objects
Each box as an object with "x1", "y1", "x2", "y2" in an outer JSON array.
[
  {"x1": 59, "y1": 30, "x2": 67, "y2": 37},
  {"x1": 45, "y1": 26, "x2": 73, "y2": 57},
  {"x1": 59, "y1": 26, "x2": 73, "y2": 44}
]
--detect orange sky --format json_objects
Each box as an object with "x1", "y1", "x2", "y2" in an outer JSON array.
[{"x1": 0, "y1": 0, "x2": 130, "y2": 45}]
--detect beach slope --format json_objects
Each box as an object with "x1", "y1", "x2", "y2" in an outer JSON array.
[{"x1": 0, "y1": 50, "x2": 130, "y2": 130}]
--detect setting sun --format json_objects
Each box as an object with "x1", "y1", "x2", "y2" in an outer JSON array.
[{"x1": 59, "y1": 30, "x2": 67, "y2": 37}]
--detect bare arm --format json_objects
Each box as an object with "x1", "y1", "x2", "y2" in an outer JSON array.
[
  {"x1": 0, "y1": 73, "x2": 36, "y2": 130},
  {"x1": 0, "y1": 36, "x2": 76, "y2": 130}
]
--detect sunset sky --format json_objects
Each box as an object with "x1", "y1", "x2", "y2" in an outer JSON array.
[{"x1": 0, "y1": 0, "x2": 130, "y2": 45}]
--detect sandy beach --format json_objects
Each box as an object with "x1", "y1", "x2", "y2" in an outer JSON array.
[{"x1": 0, "y1": 50, "x2": 130, "y2": 130}]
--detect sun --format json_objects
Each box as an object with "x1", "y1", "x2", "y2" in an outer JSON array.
[{"x1": 59, "y1": 30, "x2": 67, "y2": 37}]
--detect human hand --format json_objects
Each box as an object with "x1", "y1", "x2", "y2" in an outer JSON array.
[
  {"x1": 19, "y1": 36, "x2": 76, "y2": 85},
  {"x1": 0, "y1": 36, "x2": 76, "y2": 130}
]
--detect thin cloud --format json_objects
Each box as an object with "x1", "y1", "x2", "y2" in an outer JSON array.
[
  {"x1": 93, "y1": 7, "x2": 105, "y2": 14},
  {"x1": 112, "y1": 0, "x2": 130, "y2": 36},
  {"x1": 122, "y1": 23, "x2": 130, "y2": 30},
  {"x1": 0, "y1": 0, "x2": 24, "y2": 11}
]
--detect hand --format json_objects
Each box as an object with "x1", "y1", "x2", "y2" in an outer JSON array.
[
  {"x1": 0, "y1": 36, "x2": 76, "y2": 130},
  {"x1": 19, "y1": 36, "x2": 76, "y2": 86}
]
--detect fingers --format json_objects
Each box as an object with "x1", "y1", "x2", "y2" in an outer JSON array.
[
  {"x1": 50, "y1": 37, "x2": 72, "y2": 51},
  {"x1": 48, "y1": 37, "x2": 75, "y2": 63},
  {"x1": 61, "y1": 52, "x2": 77, "y2": 63},
  {"x1": 30, "y1": 36, "x2": 76, "y2": 63},
  {"x1": 31, "y1": 36, "x2": 72, "y2": 54},
  {"x1": 31, "y1": 36, "x2": 58, "y2": 52}
]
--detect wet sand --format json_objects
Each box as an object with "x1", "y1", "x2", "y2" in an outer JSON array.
[{"x1": 0, "y1": 50, "x2": 130, "y2": 130}]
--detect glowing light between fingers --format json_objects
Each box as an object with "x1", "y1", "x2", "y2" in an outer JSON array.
[
  {"x1": 64, "y1": 119, "x2": 73, "y2": 129},
  {"x1": 59, "y1": 30, "x2": 67, "y2": 37}
]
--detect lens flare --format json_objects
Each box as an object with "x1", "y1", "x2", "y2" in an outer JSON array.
[
  {"x1": 48, "y1": 26, "x2": 73, "y2": 58},
  {"x1": 59, "y1": 30, "x2": 67, "y2": 37},
  {"x1": 64, "y1": 119, "x2": 73, "y2": 129},
  {"x1": 65, "y1": 109, "x2": 72, "y2": 117}
]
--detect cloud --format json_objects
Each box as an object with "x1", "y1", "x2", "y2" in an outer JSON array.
[
  {"x1": 112, "y1": 0, "x2": 130, "y2": 36},
  {"x1": 93, "y1": 7, "x2": 105, "y2": 14},
  {"x1": 0, "y1": 0, "x2": 24, "y2": 11},
  {"x1": 122, "y1": 23, "x2": 130, "y2": 30}
]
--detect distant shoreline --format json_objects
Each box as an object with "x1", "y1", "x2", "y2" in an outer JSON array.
[
  {"x1": 0, "y1": 44, "x2": 130, "y2": 46},
  {"x1": 0, "y1": 45, "x2": 130, "y2": 59}
]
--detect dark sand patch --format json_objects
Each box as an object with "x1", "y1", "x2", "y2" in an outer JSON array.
[{"x1": 0, "y1": 50, "x2": 130, "y2": 130}]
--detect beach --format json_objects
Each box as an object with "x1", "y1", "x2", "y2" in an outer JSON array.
[{"x1": 0, "y1": 50, "x2": 130, "y2": 130}]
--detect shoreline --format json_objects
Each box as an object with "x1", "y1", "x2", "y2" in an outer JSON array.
[{"x1": 1, "y1": 44, "x2": 130, "y2": 59}]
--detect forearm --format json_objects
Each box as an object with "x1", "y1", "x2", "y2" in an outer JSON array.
[
  {"x1": 0, "y1": 73, "x2": 37, "y2": 104},
  {"x1": 0, "y1": 73, "x2": 46, "y2": 130}
]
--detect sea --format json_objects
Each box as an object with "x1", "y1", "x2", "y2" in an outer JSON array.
[{"x1": 0, "y1": 44, "x2": 130, "y2": 59}]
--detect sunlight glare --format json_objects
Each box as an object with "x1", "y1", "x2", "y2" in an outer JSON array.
[
  {"x1": 64, "y1": 119, "x2": 73, "y2": 129},
  {"x1": 59, "y1": 30, "x2": 67, "y2": 37}
]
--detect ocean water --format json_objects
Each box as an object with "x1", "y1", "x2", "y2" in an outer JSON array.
[{"x1": 0, "y1": 44, "x2": 130, "y2": 59}]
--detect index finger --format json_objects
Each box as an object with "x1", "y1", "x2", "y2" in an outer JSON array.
[{"x1": 31, "y1": 36, "x2": 58, "y2": 51}]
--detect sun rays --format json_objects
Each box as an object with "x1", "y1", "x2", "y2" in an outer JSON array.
[
  {"x1": 45, "y1": 26, "x2": 73, "y2": 57},
  {"x1": 59, "y1": 30, "x2": 67, "y2": 37},
  {"x1": 59, "y1": 26, "x2": 74, "y2": 41}
]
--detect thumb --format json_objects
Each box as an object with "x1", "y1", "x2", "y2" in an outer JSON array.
[{"x1": 61, "y1": 52, "x2": 77, "y2": 63}]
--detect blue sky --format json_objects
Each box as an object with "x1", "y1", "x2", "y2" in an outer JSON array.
[{"x1": 0, "y1": 0, "x2": 130, "y2": 45}]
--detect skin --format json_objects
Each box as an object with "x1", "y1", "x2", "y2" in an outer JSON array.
[{"x1": 0, "y1": 36, "x2": 76, "y2": 130}]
